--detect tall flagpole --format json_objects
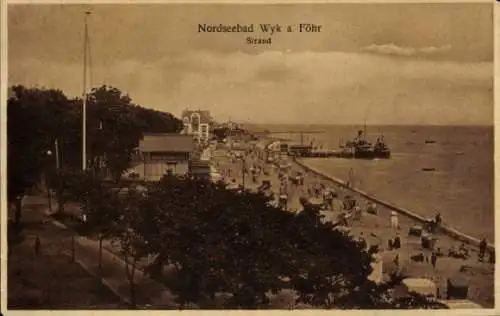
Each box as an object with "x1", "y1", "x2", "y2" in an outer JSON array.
[{"x1": 82, "y1": 11, "x2": 91, "y2": 171}]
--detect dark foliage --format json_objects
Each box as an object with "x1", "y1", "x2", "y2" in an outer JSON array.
[
  {"x1": 133, "y1": 174, "x2": 388, "y2": 309},
  {"x1": 7, "y1": 86, "x2": 70, "y2": 201},
  {"x1": 7, "y1": 84, "x2": 182, "y2": 204}
]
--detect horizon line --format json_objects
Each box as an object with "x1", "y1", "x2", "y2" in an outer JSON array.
[{"x1": 236, "y1": 122, "x2": 494, "y2": 127}]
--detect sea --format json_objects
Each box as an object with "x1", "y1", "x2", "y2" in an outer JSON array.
[{"x1": 246, "y1": 124, "x2": 494, "y2": 242}]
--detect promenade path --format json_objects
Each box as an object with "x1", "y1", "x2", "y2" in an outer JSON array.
[
  {"x1": 212, "y1": 144, "x2": 494, "y2": 308},
  {"x1": 24, "y1": 196, "x2": 182, "y2": 308},
  {"x1": 8, "y1": 195, "x2": 127, "y2": 309}
]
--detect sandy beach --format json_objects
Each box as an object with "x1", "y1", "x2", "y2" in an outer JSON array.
[
  {"x1": 210, "y1": 141, "x2": 494, "y2": 308},
  {"x1": 257, "y1": 125, "x2": 494, "y2": 241}
]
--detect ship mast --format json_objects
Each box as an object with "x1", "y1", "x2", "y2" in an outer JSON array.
[{"x1": 82, "y1": 11, "x2": 91, "y2": 171}]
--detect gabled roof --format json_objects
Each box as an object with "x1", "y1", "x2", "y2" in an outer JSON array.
[
  {"x1": 181, "y1": 109, "x2": 211, "y2": 124},
  {"x1": 138, "y1": 133, "x2": 194, "y2": 153}
]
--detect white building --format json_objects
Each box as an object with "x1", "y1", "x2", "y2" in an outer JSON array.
[
  {"x1": 181, "y1": 109, "x2": 212, "y2": 143},
  {"x1": 125, "y1": 133, "x2": 194, "y2": 181}
]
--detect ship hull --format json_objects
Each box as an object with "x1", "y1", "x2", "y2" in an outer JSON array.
[
  {"x1": 373, "y1": 150, "x2": 391, "y2": 159},
  {"x1": 341, "y1": 152, "x2": 354, "y2": 158},
  {"x1": 354, "y1": 149, "x2": 375, "y2": 160}
]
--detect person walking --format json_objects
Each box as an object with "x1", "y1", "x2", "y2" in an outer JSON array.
[
  {"x1": 332, "y1": 192, "x2": 343, "y2": 213},
  {"x1": 323, "y1": 189, "x2": 333, "y2": 210},
  {"x1": 479, "y1": 238, "x2": 487, "y2": 262},
  {"x1": 358, "y1": 232, "x2": 367, "y2": 250},
  {"x1": 34, "y1": 236, "x2": 41, "y2": 255},
  {"x1": 393, "y1": 253, "x2": 400, "y2": 268},
  {"x1": 435, "y1": 212, "x2": 442, "y2": 226},
  {"x1": 392, "y1": 233, "x2": 401, "y2": 249},
  {"x1": 431, "y1": 252, "x2": 437, "y2": 269}
]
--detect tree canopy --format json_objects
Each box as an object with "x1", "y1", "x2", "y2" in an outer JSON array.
[
  {"x1": 120, "y1": 174, "x2": 386, "y2": 309},
  {"x1": 60, "y1": 169, "x2": 443, "y2": 310},
  {"x1": 7, "y1": 86, "x2": 70, "y2": 201},
  {"x1": 7, "y1": 84, "x2": 182, "y2": 201}
]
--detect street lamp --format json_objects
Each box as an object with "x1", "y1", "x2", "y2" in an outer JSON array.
[
  {"x1": 237, "y1": 156, "x2": 246, "y2": 189},
  {"x1": 46, "y1": 150, "x2": 53, "y2": 213},
  {"x1": 45, "y1": 139, "x2": 61, "y2": 213}
]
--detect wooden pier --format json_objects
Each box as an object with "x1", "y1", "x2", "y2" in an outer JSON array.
[{"x1": 262, "y1": 130, "x2": 326, "y2": 134}]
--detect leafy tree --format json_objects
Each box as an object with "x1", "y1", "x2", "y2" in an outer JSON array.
[
  {"x1": 86, "y1": 85, "x2": 182, "y2": 180},
  {"x1": 283, "y1": 204, "x2": 381, "y2": 309},
  {"x1": 86, "y1": 86, "x2": 139, "y2": 178},
  {"x1": 46, "y1": 168, "x2": 83, "y2": 215},
  {"x1": 7, "y1": 86, "x2": 71, "y2": 223},
  {"x1": 112, "y1": 184, "x2": 149, "y2": 306},
  {"x1": 66, "y1": 171, "x2": 122, "y2": 274},
  {"x1": 135, "y1": 174, "x2": 384, "y2": 309},
  {"x1": 8, "y1": 84, "x2": 182, "y2": 192}
]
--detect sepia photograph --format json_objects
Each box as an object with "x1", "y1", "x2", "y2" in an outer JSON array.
[{"x1": 5, "y1": 2, "x2": 495, "y2": 311}]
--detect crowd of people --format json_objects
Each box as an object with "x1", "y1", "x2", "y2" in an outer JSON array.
[
  {"x1": 215, "y1": 146, "x2": 377, "y2": 227},
  {"x1": 213, "y1": 143, "x2": 495, "y2": 267},
  {"x1": 202, "y1": 140, "x2": 495, "y2": 306}
]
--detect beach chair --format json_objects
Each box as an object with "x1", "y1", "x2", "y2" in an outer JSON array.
[
  {"x1": 393, "y1": 278, "x2": 438, "y2": 301},
  {"x1": 366, "y1": 203, "x2": 378, "y2": 215},
  {"x1": 447, "y1": 274, "x2": 471, "y2": 300},
  {"x1": 421, "y1": 233, "x2": 439, "y2": 250},
  {"x1": 408, "y1": 225, "x2": 423, "y2": 237},
  {"x1": 353, "y1": 207, "x2": 363, "y2": 221}
]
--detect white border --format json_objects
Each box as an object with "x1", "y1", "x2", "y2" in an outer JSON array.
[{"x1": 1, "y1": 1, "x2": 497, "y2": 316}]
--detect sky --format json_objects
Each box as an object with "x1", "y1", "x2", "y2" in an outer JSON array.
[{"x1": 8, "y1": 3, "x2": 493, "y2": 125}]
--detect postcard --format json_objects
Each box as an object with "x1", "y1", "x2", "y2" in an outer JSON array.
[{"x1": 4, "y1": 2, "x2": 496, "y2": 313}]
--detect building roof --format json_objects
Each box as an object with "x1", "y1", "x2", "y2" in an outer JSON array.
[
  {"x1": 402, "y1": 278, "x2": 437, "y2": 292},
  {"x1": 182, "y1": 109, "x2": 212, "y2": 124},
  {"x1": 256, "y1": 139, "x2": 274, "y2": 150},
  {"x1": 189, "y1": 160, "x2": 211, "y2": 168},
  {"x1": 138, "y1": 133, "x2": 194, "y2": 153},
  {"x1": 266, "y1": 140, "x2": 281, "y2": 151}
]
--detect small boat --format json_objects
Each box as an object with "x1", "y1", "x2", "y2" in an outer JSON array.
[
  {"x1": 373, "y1": 135, "x2": 391, "y2": 159},
  {"x1": 344, "y1": 130, "x2": 375, "y2": 159},
  {"x1": 338, "y1": 124, "x2": 390, "y2": 160},
  {"x1": 422, "y1": 167, "x2": 436, "y2": 172},
  {"x1": 339, "y1": 145, "x2": 354, "y2": 158},
  {"x1": 425, "y1": 140, "x2": 436, "y2": 144}
]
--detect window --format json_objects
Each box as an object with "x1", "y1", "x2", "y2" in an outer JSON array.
[
  {"x1": 151, "y1": 153, "x2": 177, "y2": 161},
  {"x1": 191, "y1": 114, "x2": 200, "y2": 132}
]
